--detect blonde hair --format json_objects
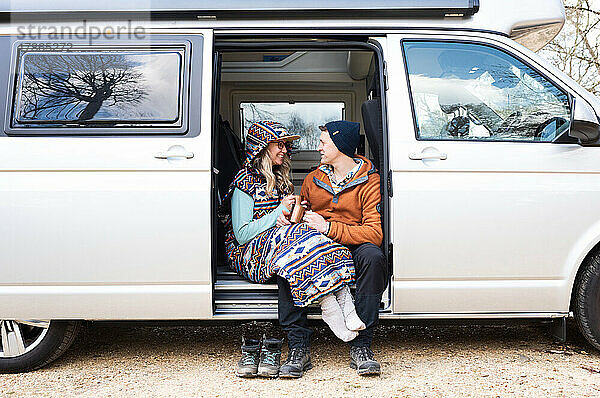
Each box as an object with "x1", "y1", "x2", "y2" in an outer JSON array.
[{"x1": 252, "y1": 147, "x2": 293, "y2": 197}]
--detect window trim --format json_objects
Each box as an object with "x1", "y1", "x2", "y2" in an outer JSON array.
[
  {"x1": 400, "y1": 38, "x2": 573, "y2": 144},
  {"x1": 13, "y1": 48, "x2": 185, "y2": 127},
  {"x1": 4, "y1": 35, "x2": 201, "y2": 137}
]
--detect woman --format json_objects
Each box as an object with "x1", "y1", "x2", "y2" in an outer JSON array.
[{"x1": 222, "y1": 120, "x2": 364, "y2": 341}]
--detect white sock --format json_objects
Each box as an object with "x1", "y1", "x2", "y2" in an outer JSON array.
[
  {"x1": 335, "y1": 286, "x2": 366, "y2": 331},
  {"x1": 320, "y1": 294, "x2": 358, "y2": 342}
]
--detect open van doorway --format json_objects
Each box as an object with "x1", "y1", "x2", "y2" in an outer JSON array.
[{"x1": 211, "y1": 39, "x2": 390, "y2": 318}]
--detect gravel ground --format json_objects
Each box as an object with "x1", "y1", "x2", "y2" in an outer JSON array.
[{"x1": 2, "y1": 320, "x2": 600, "y2": 397}]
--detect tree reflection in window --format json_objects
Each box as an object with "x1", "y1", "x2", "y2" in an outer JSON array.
[{"x1": 15, "y1": 50, "x2": 182, "y2": 125}]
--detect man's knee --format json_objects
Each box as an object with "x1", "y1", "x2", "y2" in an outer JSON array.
[
  {"x1": 352, "y1": 243, "x2": 388, "y2": 294},
  {"x1": 353, "y1": 243, "x2": 386, "y2": 274}
]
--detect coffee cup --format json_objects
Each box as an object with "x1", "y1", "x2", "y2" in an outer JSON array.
[{"x1": 290, "y1": 195, "x2": 305, "y2": 223}]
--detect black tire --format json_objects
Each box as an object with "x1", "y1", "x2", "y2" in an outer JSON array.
[
  {"x1": 0, "y1": 320, "x2": 80, "y2": 373},
  {"x1": 574, "y1": 252, "x2": 600, "y2": 351}
]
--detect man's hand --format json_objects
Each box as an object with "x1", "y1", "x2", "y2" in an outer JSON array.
[
  {"x1": 276, "y1": 209, "x2": 292, "y2": 227},
  {"x1": 300, "y1": 199, "x2": 311, "y2": 211},
  {"x1": 303, "y1": 210, "x2": 329, "y2": 234}
]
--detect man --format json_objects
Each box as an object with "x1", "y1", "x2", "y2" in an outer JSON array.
[{"x1": 276, "y1": 120, "x2": 388, "y2": 377}]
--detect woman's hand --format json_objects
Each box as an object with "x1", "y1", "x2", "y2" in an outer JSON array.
[
  {"x1": 276, "y1": 209, "x2": 292, "y2": 227},
  {"x1": 281, "y1": 195, "x2": 296, "y2": 211},
  {"x1": 303, "y1": 210, "x2": 329, "y2": 234}
]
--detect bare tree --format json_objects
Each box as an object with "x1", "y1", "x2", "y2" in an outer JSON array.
[
  {"x1": 20, "y1": 53, "x2": 147, "y2": 121},
  {"x1": 287, "y1": 113, "x2": 319, "y2": 150},
  {"x1": 241, "y1": 103, "x2": 278, "y2": 135},
  {"x1": 242, "y1": 103, "x2": 274, "y2": 122},
  {"x1": 541, "y1": 0, "x2": 600, "y2": 96}
]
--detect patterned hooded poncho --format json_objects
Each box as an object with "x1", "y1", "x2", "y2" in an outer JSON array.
[{"x1": 221, "y1": 121, "x2": 355, "y2": 306}]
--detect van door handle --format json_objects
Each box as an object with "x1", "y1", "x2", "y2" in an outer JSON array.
[
  {"x1": 409, "y1": 147, "x2": 447, "y2": 160},
  {"x1": 154, "y1": 145, "x2": 194, "y2": 160},
  {"x1": 154, "y1": 152, "x2": 194, "y2": 159}
]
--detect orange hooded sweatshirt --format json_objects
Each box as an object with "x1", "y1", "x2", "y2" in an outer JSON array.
[{"x1": 300, "y1": 155, "x2": 382, "y2": 247}]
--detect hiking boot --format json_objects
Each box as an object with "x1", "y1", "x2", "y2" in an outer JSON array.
[
  {"x1": 279, "y1": 347, "x2": 312, "y2": 378},
  {"x1": 235, "y1": 337, "x2": 260, "y2": 378},
  {"x1": 257, "y1": 336, "x2": 282, "y2": 378},
  {"x1": 350, "y1": 346, "x2": 381, "y2": 376}
]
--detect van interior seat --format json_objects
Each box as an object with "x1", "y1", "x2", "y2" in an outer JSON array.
[
  {"x1": 216, "y1": 116, "x2": 244, "y2": 269},
  {"x1": 361, "y1": 98, "x2": 383, "y2": 174},
  {"x1": 360, "y1": 98, "x2": 386, "y2": 245},
  {"x1": 216, "y1": 116, "x2": 244, "y2": 202}
]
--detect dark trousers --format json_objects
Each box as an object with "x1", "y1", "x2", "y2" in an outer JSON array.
[{"x1": 278, "y1": 242, "x2": 388, "y2": 348}]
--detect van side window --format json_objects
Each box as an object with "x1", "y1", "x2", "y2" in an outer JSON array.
[
  {"x1": 402, "y1": 41, "x2": 571, "y2": 142},
  {"x1": 11, "y1": 45, "x2": 186, "y2": 131}
]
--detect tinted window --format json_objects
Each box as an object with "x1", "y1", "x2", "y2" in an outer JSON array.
[
  {"x1": 403, "y1": 41, "x2": 571, "y2": 142},
  {"x1": 240, "y1": 102, "x2": 345, "y2": 150},
  {"x1": 13, "y1": 47, "x2": 183, "y2": 127}
]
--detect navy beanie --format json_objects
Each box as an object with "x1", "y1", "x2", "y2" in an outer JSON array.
[{"x1": 321, "y1": 120, "x2": 360, "y2": 158}]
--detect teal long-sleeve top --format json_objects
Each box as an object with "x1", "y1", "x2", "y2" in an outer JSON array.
[{"x1": 231, "y1": 188, "x2": 288, "y2": 245}]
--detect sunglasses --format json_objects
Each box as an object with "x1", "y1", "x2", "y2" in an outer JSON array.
[{"x1": 274, "y1": 141, "x2": 293, "y2": 150}]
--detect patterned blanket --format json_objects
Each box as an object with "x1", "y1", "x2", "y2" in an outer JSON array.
[{"x1": 232, "y1": 223, "x2": 354, "y2": 307}]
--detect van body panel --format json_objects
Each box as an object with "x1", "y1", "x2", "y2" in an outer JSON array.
[
  {"x1": 393, "y1": 279, "x2": 567, "y2": 314},
  {"x1": 0, "y1": 171, "x2": 209, "y2": 284},
  {"x1": 0, "y1": 29, "x2": 215, "y2": 319},
  {"x1": 0, "y1": 285, "x2": 212, "y2": 320}
]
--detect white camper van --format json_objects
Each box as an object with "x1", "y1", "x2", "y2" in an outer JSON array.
[{"x1": 2, "y1": 0, "x2": 600, "y2": 373}]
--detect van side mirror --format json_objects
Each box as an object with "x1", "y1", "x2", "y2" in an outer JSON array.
[{"x1": 569, "y1": 96, "x2": 600, "y2": 144}]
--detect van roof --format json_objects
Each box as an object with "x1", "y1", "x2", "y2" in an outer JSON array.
[
  {"x1": 0, "y1": 0, "x2": 482, "y2": 16},
  {"x1": 0, "y1": 0, "x2": 565, "y2": 51}
]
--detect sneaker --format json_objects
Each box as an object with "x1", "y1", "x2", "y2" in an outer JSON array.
[
  {"x1": 257, "y1": 336, "x2": 282, "y2": 378},
  {"x1": 350, "y1": 346, "x2": 381, "y2": 376},
  {"x1": 279, "y1": 347, "x2": 312, "y2": 378},
  {"x1": 235, "y1": 337, "x2": 260, "y2": 378}
]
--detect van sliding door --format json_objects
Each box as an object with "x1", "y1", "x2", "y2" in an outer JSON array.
[{"x1": 0, "y1": 30, "x2": 214, "y2": 320}]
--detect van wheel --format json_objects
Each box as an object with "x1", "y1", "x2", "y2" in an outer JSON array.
[
  {"x1": 0, "y1": 320, "x2": 80, "y2": 373},
  {"x1": 574, "y1": 252, "x2": 600, "y2": 351}
]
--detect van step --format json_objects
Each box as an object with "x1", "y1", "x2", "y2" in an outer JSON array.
[
  {"x1": 214, "y1": 266, "x2": 279, "y2": 314},
  {"x1": 214, "y1": 300, "x2": 321, "y2": 315},
  {"x1": 215, "y1": 279, "x2": 276, "y2": 290},
  {"x1": 215, "y1": 265, "x2": 241, "y2": 280},
  {"x1": 215, "y1": 265, "x2": 277, "y2": 289},
  {"x1": 214, "y1": 297, "x2": 277, "y2": 313}
]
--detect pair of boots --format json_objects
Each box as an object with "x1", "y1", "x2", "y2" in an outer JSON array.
[
  {"x1": 320, "y1": 285, "x2": 365, "y2": 342},
  {"x1": 236, "y1": 335, "x2": 282, "y2": 378}
]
